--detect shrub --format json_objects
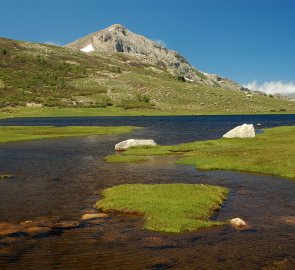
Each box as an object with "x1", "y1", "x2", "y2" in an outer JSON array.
[{"x1": 118, "y1": 94, "x2": 152, "y2": 109}]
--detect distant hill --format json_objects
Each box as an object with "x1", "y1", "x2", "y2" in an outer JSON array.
[{"x1": 0, "y1": 35, "x2": 294, "y2": 114}]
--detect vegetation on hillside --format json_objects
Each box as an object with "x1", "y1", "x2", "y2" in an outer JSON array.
[
  {"x1": 1, "y1": 37, "x2": 295, "y2": 115},
  {"x1": 96, "y1": 183, "x2": 229, "y2": 232},
  {"x1": 106, "y1": 126, "x2": 295, "y2": 178}
]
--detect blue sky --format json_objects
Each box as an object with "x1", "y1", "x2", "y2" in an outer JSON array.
[{"x1": 1, "y1": 0, "x2": 295, "y2": 93}]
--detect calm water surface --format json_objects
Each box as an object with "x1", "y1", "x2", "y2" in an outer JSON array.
[{"x1": 0, "y1": 115, "x2": 295, "y2": 270}]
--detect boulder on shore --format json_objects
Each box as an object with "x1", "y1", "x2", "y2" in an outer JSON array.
[
  {"x1": 230, "y1": 217, "x2": 247, "y2": 228},
  {"x1": 115, "y1": 139, "x2": 157, "y2": 151},
  {"x1": 223, "y1": 124, "x2": 255, "y2": 138}
]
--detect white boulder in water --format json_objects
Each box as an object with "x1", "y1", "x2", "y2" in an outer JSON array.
[
  {"x1": 115, "y1": 139, "x2": 157, "y2": 151},
  {"x1": 223, "y1": 124, "x2": 255, "y2": 138},
  {"x1": 230, "y1": 217, "x2": 247, "y2": 228}
]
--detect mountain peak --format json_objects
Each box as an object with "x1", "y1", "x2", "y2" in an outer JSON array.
[
  {"x1": 65, "y1": 25, "x2": 244, "y2": 91},
  {"x1": 107, "y1": 24, "x2": 127, "y2": 31}
]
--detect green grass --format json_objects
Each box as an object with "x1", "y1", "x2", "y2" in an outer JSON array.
[
  {"x1": 1, "y1": 107, "x2": 294, "y2": 120},
  {"x1": 96, "y1": 183, "x2": 229, "y2": 233},
  {"x1": 104, "y1": 154, "x2": 149, "y2": 163},
  {"x1": 1, "y1": 37, "x2": 295, "y2": 115},
  {"x1": 0, "y1": 125, "x2": 139, "y2": 143},
  {"x1": 0, "y1": 106, "x2": 180, "y2": 119},
  {"x1": 108, "y1": 126, "x2": 295, "y2": 179}
]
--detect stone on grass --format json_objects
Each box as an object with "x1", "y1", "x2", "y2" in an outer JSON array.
[
  {"x1": 223, "y1": 124, "x2": 255, "y2": 138},
  {"x1": 230, "y1": 217, "x2": 247, "y2": 228},
  {"x1": 115, "y1": 139, "x2": 157, "y2": 151}
]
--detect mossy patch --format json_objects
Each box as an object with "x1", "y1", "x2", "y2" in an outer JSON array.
[
  {"x1": 96, "y1": 183, "x2": 229, "y2": 233},
  {"x1": 0, "y1": 126, "x2": 139, "y2": 143}
]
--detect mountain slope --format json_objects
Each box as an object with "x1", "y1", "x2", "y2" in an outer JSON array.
[
  {"x1": 0, "y1": 37, "x2": 294, "y2": 114},
  {"x1": 66, "y1": 24, "x2": 243, "y2": 91}
]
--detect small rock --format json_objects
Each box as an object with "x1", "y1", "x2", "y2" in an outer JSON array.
[
  {"x1": 115, "y1": 139, "x2": 157, "y2": 151},
  {"x1": 0, "y1": 174, "x2": 13, "y2": 179},
  {"x1": 25, "y1": 102, "x2": 43, "y2": 108},
  {"x1": 230, "y1": 217, "x2": 247, "y2": 228},
  {"x1": 281, "y1": 216, "x2": 295, "y2": 225},
  {"x1": 0, "y1": 226, "x2": 23, "y2": 236},
  {"x1": 143, "y1": 236, "x2": 178, "y2": 248},
  {"x1": 23, "y1": 226, "x2": 51, "y2": 235},
  {"x1": 52, "y1": 221, "x2": 80, "y2": 229},
  {"x1": 81, "y1": 213, "x2": 109, "y2": 220},
  {"x1": 223, "y1": 124, "x2": 255, "y2": 138},
  {"x1": 0, "y1": 222, "x2": 11, "y2": 228}
]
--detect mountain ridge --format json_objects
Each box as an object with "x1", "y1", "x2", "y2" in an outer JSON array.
[{"x1": 66, "y1": 24, "x2": 245, "y2": 92}]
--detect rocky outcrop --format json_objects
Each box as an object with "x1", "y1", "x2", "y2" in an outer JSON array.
[
  {"x1": 115, "y1": 139, "x2": 157, "y2": 151},
  {"x1": 230, "y1": 217, "x2": 247, "y2": 228},
  {"x1": 25, "y1": 102, "x2": 43, "y2": 108},
  {"x1": 66, "y1": 24, "x2": 245, "y2": 91},
  {"x1": 0, "y1": 219, "x2": 80, "y2": 237},
  {"x1": 223, "y1": 124, "x2": 255, "y2": 138}
]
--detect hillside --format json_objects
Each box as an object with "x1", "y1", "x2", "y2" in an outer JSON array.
[{"x1": 0, "y1": 36, "x2": 295, "y2": 116}]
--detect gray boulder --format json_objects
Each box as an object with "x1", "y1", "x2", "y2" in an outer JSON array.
[
  {"x1": 115, "y1": 139, "x2": 157, "y2": 151},
  {"x1": 223, "y1": 124, "x2": 255, "y2": 138}
]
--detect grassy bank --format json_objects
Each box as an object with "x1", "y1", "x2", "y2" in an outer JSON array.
[
  {"x1": 0, "y1": 107, "x2": 181, "y2": 119},
  {"x1": 106, "y1": 126, "x2": 295, "y2": 178},
  {"x1": 96, "y1": 183, "x2": 229, "y2": 233},
  {"x1": 0, "y1": 125, "x2": 139, "y2": 143},
  {"x1": 0, "y1": 107, "x2": 295, "y2": 119}
]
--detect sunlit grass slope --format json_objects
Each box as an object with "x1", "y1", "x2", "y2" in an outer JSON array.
[{"x1": 1, "y1": 37, "x2": 295, "y2": 116}]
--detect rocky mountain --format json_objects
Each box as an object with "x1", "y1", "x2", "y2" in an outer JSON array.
[
  {"x1": 285, "y1": 93, "x2": 295, "y2": 101},
  {"x1": 66, "y1": 24, "x2": 245, "y2": 91}
]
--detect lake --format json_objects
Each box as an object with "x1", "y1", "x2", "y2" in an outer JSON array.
[{"x1": 0, "y1": 114, "x2": 295, "y2": 269}]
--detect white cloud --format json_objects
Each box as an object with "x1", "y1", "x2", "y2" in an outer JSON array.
[{"x1": 244, "y1": 80, "x2": 295, "y2": 95}]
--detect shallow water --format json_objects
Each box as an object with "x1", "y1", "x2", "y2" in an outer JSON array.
[{"x1": 0, "y1": 115, "x2": 295, "y2": 269}]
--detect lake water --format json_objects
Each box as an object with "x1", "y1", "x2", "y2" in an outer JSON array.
[{"x1": 0, "y1": 115, "x2": 295, "y2": 269}]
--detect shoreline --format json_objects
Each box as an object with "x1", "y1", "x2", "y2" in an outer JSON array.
[{"x1": 0, "y1": 107, "x2": 295, "y2": 119}]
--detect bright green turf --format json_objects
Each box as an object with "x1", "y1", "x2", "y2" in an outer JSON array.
[
  {"x1": 107, "y1": 126, "x2": 295, "y2": 178},
  {"x1": 96, "y1": 183, "x2": 229, "y2": 233},
  {"x1": 104, "y1": 154, "x2": 149, "y2": 163},
  {"x1": 0, "y1": 125, "x2": 139, "y2": 143}
]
